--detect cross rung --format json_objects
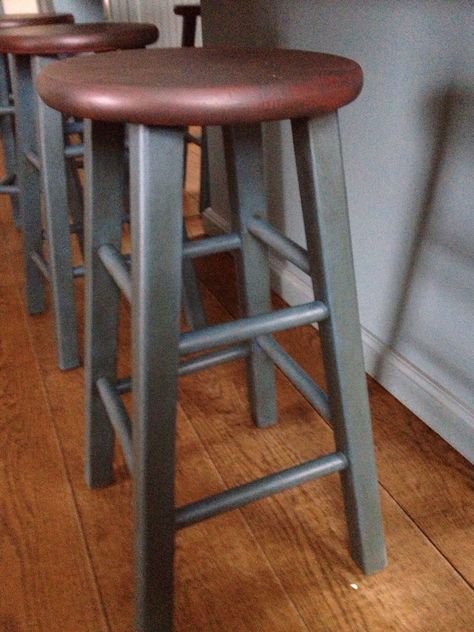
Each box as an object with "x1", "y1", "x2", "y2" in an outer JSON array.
[
  {"x1": 64, "y1": 143, "x2": 84, "y2": 159},
  {"x1": 30, "y1": 251, "x2": 50, "y2": 280},
  {"x1": 116, "y1": 343, "x2": 249, "y2": 394},
  {"x1": 0, "y1": 184, "x2": 19, "y2": 195},
  {"x1": 247, "y1": 217, "x2": 310, "y2": 273},
  {"x1": 257, "y1": 335, "x2": 331, "y2": 421},
  {"x1": 182, "y1": 233, "x2": 241, "y2": 258},
  {"x1": 96, "y1": 377, "x2": 133, "y2": 472},
  {"x1": 98, "y1": 244, "x2": 131, "y2": 301},
  {"x1": 179, "y1": 301, "x2": 328, "y2": 356},
  {"x1": 0, "y1": 104, "x2": 14, "y2": 116},
  {"x1": 176, "y1": 452, "x2": 347, "y2": 529},
  {"x1": 25, "y1": 151, "x2": 41, "y2": 171}
]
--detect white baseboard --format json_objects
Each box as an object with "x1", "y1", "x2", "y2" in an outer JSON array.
[{"x1": 203, "y1": 208, "x2": 474, "y2": 463}]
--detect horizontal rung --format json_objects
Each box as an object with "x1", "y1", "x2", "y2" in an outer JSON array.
[
  {"x1": 64, "y1": 143, "x2": 84, "y2": 159},
  {"x1": 0, "y1": 173, "x2": 15, "y2": 186},
  {"x1": 96, "y1": 377, "x2": 133, "y2": 472},
  {"x1": 179, "y1": 301, "x2": 328, "y2": 356},
  {"x1": 257, "y1": 335, "x2": 330, "y2": 421},
  {"x1": 182, "y1": 233, "x2": 241, "y2": 258},
  {"x1": 25, "y1": 151, "x2": 40, "y2": 171},
  {"x1": 0, "y1": 184, "x2": 19, "y2": 195},
  {"x1": 73, "y1": 265, "x2": 84, "y2": 278},
  {"x1": 65, "y1": 119, "x2": 84, "y2": 135},
  {"x1": 98, "y1": 244, "x2": 131, "y2": 301},
  {"x1": 247, "y1": 218, "x2": 310, "y2": 273},
  {"x1": 0, "y1": 104, "x2": 14, "y2": 116},
  {"x1": 116, "y1": 343, "x2": 249, "y2": 394},
  {"x1": 185, "y1": 131, "x2": 201, "y2": 146},
  {"x1": 176, "y1": 452, "x2": 347, "y2": 529},
  {"x1": 30, "y1": 251, "x2": 49, "y2": 279}
]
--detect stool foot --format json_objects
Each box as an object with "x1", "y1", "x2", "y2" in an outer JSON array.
[
  {"x1": 130, "y1": 124, "x2": 184, "y2": 632},
  {"x1": 11, "y1": 55, "x2": 45, "y2": 314},
  {"x1": 293, "y1": 113, "x2": 386, "y2": 574},
  {"x1": 223, "y1": 124, "x2": 277, "y2": 428},
  {"x1": 34, "y1": 57, "x2": 80, "y2": 370},
  {"x1": 84, "y1": 121, "x2": 125, "y2": 488}
]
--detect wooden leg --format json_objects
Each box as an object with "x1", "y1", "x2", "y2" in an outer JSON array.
[
  {"x1": 129, "y1": 124, "x2": 184, "y2": 632},
  {"x1": 11, "y1": 54, "x2": 44, "y2": 314},
  {"x1": 223, "y1": 123, "x2": 277, "y2": 428},
  {"x1": 84, "y1": 120, "x2": 125, "y2": 488},
  {"x1": 292, "y1": 113, "x2": 386, "y2": 575},
  {"x1": 33, "y1": 56, "x2": 79, "y2": 370}
]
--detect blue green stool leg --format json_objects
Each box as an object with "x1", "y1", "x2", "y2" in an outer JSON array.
[
  {"x1": 10, "y1": 54, "x2": 44, "y2": 314},
  {"x1": 129, "y1": 124, "x2": 185, "y2": 632},
  {"x1": 223, "y1": 123, "x2": 278, "y2": 428},
  {"x1": 292, "y1": 113, "x2": 386, "y2": 574},
  {"x1": 84, "y1": 120, "x2": 125, "y2": 489}
]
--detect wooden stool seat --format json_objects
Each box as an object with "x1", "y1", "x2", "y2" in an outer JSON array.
[
  {"x1": 173, "y1": 5, "x2": 201, "y2": 19},
  {"x1": 37, "y1": 47, "x2": 362, "y2": 126},
  {"x1": 0, "y1": 22, "x2": 158, "y2": 56},
  {"x1": 0, "y1": 13, "x2": 74, "y2": 29}
]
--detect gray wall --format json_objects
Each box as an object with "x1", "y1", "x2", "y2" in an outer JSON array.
[{"x1": 201, "y1": 0, "x2": 474, "y2": 460}]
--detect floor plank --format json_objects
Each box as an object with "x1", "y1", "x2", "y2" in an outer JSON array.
[
  {"x1": 195, "y1": 251, "x2": 474, "y2": 587},
  {"x1": 0, "y1": 219, "x2": 108, "y2": 632},
  {"x1": 1, "y1": 154, "x2": 473, "y2": 631},
  {"x1": 178, "y1": 281, "x2": 474, "y2": 632},
  {"x1": 4, "y1": 223, "x2": 309, "y2": 631}
]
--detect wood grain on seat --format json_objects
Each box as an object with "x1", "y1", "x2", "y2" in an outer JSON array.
[
  {"x1": 0, "y1": 13, "x2": 74, "y2": 30},
  {"x1": 0, "y1": 22, "x2": 158, "y2": 55},
  {"x1": 36, "y1": 47, "x2": 363, "y2": 126}
]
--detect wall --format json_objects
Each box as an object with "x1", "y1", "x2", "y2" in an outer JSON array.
[
  {"x1": 2, "y1": 0, "x2": 37, "y2": 11},
  {"x1": 113, "y1": 0, "x2": 199, "y2": 46},
  {"x1": 201, "y1": 0, "x2": 474, "y2": 461}
]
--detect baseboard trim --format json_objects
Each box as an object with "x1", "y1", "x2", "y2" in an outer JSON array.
[{"x1": 203, "y1": 207, "x2": 474, "y2": 463}]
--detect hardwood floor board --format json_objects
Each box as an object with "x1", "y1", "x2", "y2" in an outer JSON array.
[
  {"x1": 195, "y1": 251, "x2": 474, "y2": 586},
  {"x1": 3, "y1": 221, "x2": 309, "y2": 631},
  {"x1": 177, "y1": 283, "x2": 474, "y2": 631},
  {"x1": 2, "y1": 164, "x2": 473, "y2": 631},
  {"x1": 0, "y1": 221, "x2": 108, "y2": 632}
]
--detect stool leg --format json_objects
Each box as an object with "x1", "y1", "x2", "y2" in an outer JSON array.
[
  {"x1": 0, "y1": 53, "x2": 20, "y2": 227},
  {"x1": 292, "y1": 113, "x2": 386, "y2": 574},
  {"x1": 66, "y1": 155, "x2": 85, "y2": 253},
  {"x1": 84, "y1": 120, "x2": 124, "y2": 489},
  {"x1": 129, "y1": 124, "x2": 184, "y2": 632},
  {"x1": 11, "y1": 54, "x2": 44, "y2": 314},
  {"x1": 199, "y1": 127, "x2": 210, "y2": 213},
  {"x1": 33, "y1": 56, "x2": 79, "y2": 370},
  {"x1": 223, "y1": 124, "x2": 277, "y2": 428}
]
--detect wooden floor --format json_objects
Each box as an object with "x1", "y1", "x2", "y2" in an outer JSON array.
[{"x1": 1, "y1": 141, "x2": 473, "y2": 631}]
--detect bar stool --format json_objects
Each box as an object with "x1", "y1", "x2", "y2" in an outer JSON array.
[
  {"x1": 0, "y1": 12, "x2": 74, "y2": 226},
  {"x1": 37, "y1": 47, "x2": 387, "y2": 631},
  {"x1": 174, "y1": 3, "x2": 210, "y2": 214},
  {"x1": 0, "y1": 22, "x2": 158, "y2": 369}
]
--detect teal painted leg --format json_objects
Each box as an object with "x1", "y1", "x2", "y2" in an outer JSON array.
[
  {"x1": 292, "y1": 113, "x2": 386, "y2": 574},
  {"x1": 84, "y1": 120, "x2": 125, "y2": 488},
  {"x1": 11, "y1": 54, "x2": 44, "y2": 314},
  {"x1": 129, "y1": 124, "x2": 185, "y2": 632},
  {"x1": 223, "y1": 123, "x2": 277, "y2": 428}
]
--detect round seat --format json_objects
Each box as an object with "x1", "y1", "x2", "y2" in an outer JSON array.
[
  {"x1": 173, "y1": 5, "x2": 201, "y2": 18},
  {"x1": 0, "y1": 22, "x2": 158, "y2": 56},
  {"x1": 0, "y1": 13, "x2": 74, "y2": 29},
  {"x1": 36, "y1": 47, "x2": 363, "y2": 127}
]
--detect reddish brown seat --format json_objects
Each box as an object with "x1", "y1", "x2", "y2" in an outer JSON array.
[
  {"x1": 173, "y1": 5, "x2": 201, "y2": 18},
  {"x1": 0, "y1": 22, "x2": 158, "y2": 55},
  {"x1": 36, "y1": 47, "x2": 363, "y2": 127},
  {"x1": 0, "y1": 13, "x2": 74, "y2": 29}
]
